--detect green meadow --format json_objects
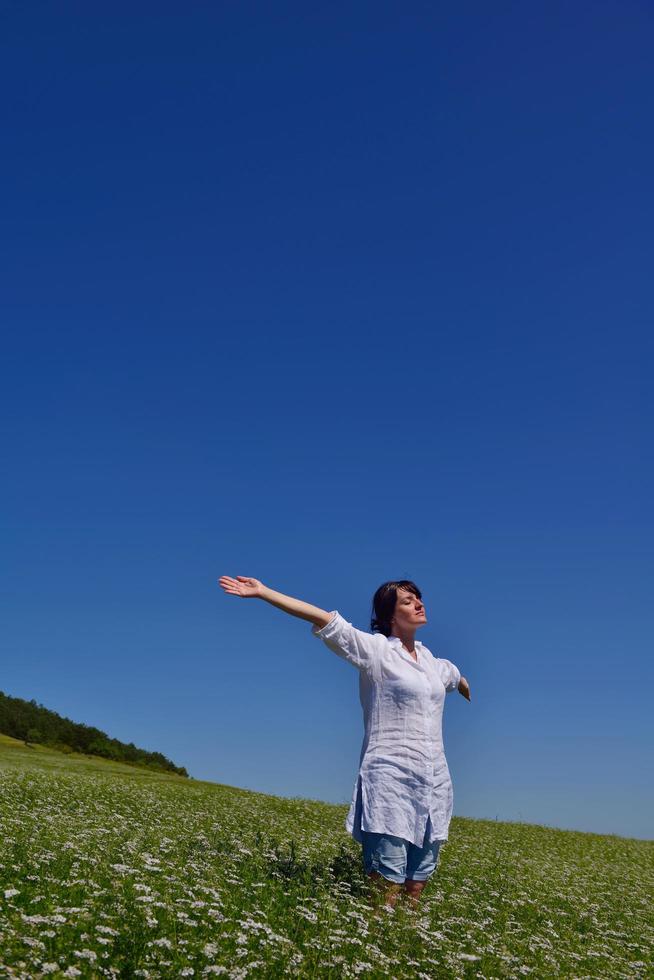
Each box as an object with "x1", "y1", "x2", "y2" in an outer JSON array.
[{"x1": 0, "y1": 734, "x2": 651, "y2": 979}]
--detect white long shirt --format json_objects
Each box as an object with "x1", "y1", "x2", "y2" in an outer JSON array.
[{"x1": 312, "y1": 611, "x2": 461, "y2": 848}]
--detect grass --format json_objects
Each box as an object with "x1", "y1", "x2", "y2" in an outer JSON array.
[{"x1": 0, "y1": 734, "x2": 651, "y2": 978}]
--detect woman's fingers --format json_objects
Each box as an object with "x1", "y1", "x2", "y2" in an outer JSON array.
[{"x1": 218, "y1": 574, "x2": 260, "y2": 597}]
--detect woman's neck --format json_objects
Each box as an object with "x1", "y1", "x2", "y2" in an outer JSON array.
[{"x1": 390, "y1": 629, "x2": 416, "y2": 654}]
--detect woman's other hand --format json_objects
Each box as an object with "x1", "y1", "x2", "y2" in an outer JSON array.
[
  {"x1": 218, "y1": 575, "x2": 264, "y2": 598},
  {"x1": 458, "y1": 676, "x2": 471, "y2": 701}
]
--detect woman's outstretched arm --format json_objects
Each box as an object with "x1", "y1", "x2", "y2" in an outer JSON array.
[
  {"x1": 218, "y1": 575, "x2": 333, "y2": 629},
  {"x1": 458, "y1": 676, "x2": 471, "y2": 701}
]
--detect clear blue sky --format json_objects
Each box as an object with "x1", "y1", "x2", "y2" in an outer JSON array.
[{"x1": 2, "y1": 3, "x2": 652, "y2": 840}]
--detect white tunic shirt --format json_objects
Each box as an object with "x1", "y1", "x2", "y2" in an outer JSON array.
[{"x1": 312, "y1": 611, "x2": 461, "y2": 848}]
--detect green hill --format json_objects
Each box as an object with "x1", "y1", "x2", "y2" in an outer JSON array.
[
  {"x1": 0, "y1": 689, "x2": 188, "y2": 777},
  {"x1": 0, "y1": 738, "x2": 651, "y2": 978}
]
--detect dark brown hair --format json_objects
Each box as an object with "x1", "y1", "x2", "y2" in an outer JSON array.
[{"x1": 370, "y1": 580, "x2": 422, "y2": 637}]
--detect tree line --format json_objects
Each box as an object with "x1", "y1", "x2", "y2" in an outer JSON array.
[{"x1": 0, "y1": 689, "x2": 189, "y2": 777}]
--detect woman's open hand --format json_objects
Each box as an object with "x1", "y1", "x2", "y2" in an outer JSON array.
[
  {"x1": 458, "y1": 676, "x2": 471, "y2": 701},
  {"x1": 218, "y1": 575, "x2": 264, "y2": 598}
]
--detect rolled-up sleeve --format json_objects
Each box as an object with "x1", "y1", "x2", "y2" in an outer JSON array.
[
  {"x1": 437, "y1": 658, "x2": 461, "y2": 693},
  {"x1": 312, "y1": 611, "x2": 379, "y2": 673}
]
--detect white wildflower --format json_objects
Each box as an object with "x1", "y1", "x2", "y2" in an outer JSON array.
[{"x1": 73, "y1": 949, "x2": 97, "y2": 961}]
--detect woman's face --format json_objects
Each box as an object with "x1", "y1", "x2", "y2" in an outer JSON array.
[{"x1": 392, "y1": 588, "x2": 427, "y2": 631}]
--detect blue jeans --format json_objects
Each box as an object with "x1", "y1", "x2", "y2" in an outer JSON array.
[{"x1": 361, "y1": 817, "x2": 442, "y2": 884}]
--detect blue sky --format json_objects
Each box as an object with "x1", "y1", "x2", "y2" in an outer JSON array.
[{"x1": 2, "y1": 2, "x2": 652, "y2": 840}]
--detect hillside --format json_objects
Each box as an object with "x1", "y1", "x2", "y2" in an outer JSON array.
[
  {"x1": 0, "y1": 689, "x2": 188, "y2": 777},
  {"x1": 0, "y1": 738, "x2": 651, "y2": 979}
]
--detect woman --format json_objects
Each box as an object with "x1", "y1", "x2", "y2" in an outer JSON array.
[{"x1": 217, "y1": 575, "x2": 471, "y2": 910}]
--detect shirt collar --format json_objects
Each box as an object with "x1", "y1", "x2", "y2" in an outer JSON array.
[{"x1": 388, "y1": 636, "x2": 423, "y2": 650}]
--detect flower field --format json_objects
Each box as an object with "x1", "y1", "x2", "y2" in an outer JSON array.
[{"x1": 0, "y1": 735, "x2": 651, "y2": 979}]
